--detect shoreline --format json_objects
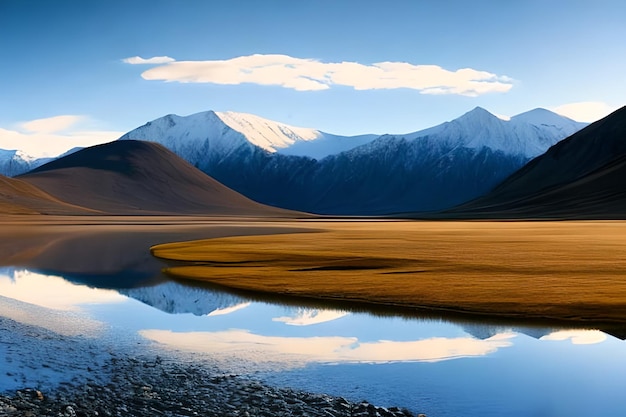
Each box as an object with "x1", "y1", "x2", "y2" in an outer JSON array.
[{"x1": 169, "y1": 275, "x2": 626, "y2": 333}]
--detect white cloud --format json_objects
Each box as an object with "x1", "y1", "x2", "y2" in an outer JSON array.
[
  {"x1": 21, "y1": 115, "x2": 83, "y2": 134},
  {"x1": 0, "y1": 116, "x2": 124, "y2": 158},
  {"x1": 122, "y1": 55, "x2": 175, "y2": 64},
  {"x1": 125, "y1": 54, "x2": 514, "y2": 96},
  {"x1": 140, "y1": 328, "x2": 515, "y2": 366},
  {"x1": 550, "y1": 101, "x2": 619, "y2": 123},
  {"x1": 540, "y1": 329, "x2": 607, "y2": 345}
]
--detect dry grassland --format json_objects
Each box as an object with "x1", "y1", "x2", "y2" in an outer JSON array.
[{"x1": 152, "y1": 221, "x2": 626, "y2": 323}]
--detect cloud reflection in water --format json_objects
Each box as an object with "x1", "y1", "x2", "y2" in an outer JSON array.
[
  {"x1": 140, "y1": 328, "x2": 516, "y2": 366},
  {"x1": 541, "y1": 329, "x2": 607, "y2": 345},
  {"x1": 0, "y1": 268, "x2": 126, "y2": 311}
]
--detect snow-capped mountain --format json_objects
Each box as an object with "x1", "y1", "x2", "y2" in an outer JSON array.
[
  {"x1": 402, "y1": 107, "x2": 586, "y2": 159},
  {"x1": 461, "y1": 323, "x2": 554, "y2": 340},
  {"x1": 120, "y1": 281, "x2": 248, "y2": 316},
  {"x1": 0, "y1": 147, "x2": 85, "y2": 177},
  {"x1": 117, "y1": 107, "x2": 587, "y2": 214},
  {"x1": 305, "y1": 107, "x2": 586, "y2": 213},
  {"x1": 119, "y1": 110, "x2": 377, "y2": 163},
  {"x1": 0, "y1": 149, "x2": 52, "y2": 177}
]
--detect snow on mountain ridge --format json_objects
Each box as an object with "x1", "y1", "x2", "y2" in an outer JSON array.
[
  {"x1": 118, "y1": 111, "x2": 254, "y2": 169},
  {"x1": 14, "y1": 150, "x2": 38, "y2": 163},
  {"x1": 215, "y1": 111, "x2": 322, "y2": 152},
  {"x1": 116, "y1": 106, "x2": 588, "y2": 180},
  {"x1": 0, "y1": 148, "x2": 51, "y2": 176},
  {"x1": 394, "y1": 106, "x2": 587, "y2": 158},
  {"x1": 215, "y1": 111, "x2": 380, "y2": 159},
  {"x1": 0, "y1": 148, "x2": 36, "y2": 161},
  {"x1": 120, "y1": 110, "x2": 379, "y2": 161}
]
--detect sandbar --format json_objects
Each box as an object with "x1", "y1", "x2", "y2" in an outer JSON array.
[{"x1": 152, "y1": 220, "x2": 626, "y2": 324}]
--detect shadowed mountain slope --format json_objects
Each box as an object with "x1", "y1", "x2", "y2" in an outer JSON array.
[
  {"x1": 446, "y1": 106, "x2": 626, "y2": 219},
  {"x1": 18, "y1": 140, "x2": 298, "y2": 216},
  {"x1": 0, "y1": 174, "x2": 95, "y2": 215}
]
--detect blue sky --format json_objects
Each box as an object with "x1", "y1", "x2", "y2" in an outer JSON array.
[{"x1": 1, "y1": 0, "x2": 625, "y2": 156}]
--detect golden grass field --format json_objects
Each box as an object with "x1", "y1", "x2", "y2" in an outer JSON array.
[{"x1": 152, "y1": 221, "x2": 626, "y2": 323}]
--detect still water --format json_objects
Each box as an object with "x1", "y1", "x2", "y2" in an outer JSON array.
[{"x1": 1, "y1": 267, "x2": 625, "y2": 417}]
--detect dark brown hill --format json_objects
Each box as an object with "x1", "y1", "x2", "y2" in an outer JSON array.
[
  {"x1": 19, "y1": 140, "x2": 298, "y2": 216},
  {"x1": 0, "y1": 174, "x2": 94, "y2": 215},
  {"x1": 446, "y1": 106, "x2": 626, "y2": 219}
]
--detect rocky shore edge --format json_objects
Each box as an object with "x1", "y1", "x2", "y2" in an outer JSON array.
[{"x1": 1, "y1": 354, "x2": 421, "y2": 417}]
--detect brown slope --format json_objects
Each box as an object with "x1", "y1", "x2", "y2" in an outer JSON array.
[
  {"x1": 0, "y1": 174, "x2": 96, "y2": 215},
  {"x1": 447, "y1": 106, "x2": 626, "y2": 219},
  {"x1": 18, "y1": 140, "x2": 299, "y2": 216}
]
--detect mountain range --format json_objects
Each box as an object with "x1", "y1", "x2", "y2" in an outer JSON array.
[
  {"x1": 9, "y1": 105, "x2": 626, "y2": 219},
  {"x1": 118, "y1": 107, "x2": 586, "y2": 214}
]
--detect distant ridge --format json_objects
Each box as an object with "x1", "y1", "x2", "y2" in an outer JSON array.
[
  {"x1": 446, "y1": 106, "x2": 626, "y2": 219},
  {"x1": 0, "y1": 149, "x2": 53, "y2": 177},
  {"x1": 19, "y1": 140, "x2": 299, "y2": 216}
]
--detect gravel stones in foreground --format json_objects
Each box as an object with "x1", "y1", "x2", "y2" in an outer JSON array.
[{"x1": 0, "y1": 355, "x2": 420, "y2": 417}]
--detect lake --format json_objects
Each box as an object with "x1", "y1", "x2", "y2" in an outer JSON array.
[{"x1": 1, "y1": 219, "x2": 625, "y2": 416}]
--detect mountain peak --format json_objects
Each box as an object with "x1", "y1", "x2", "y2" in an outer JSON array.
[
  {"x1": 465, "y1": 106, "x2": 495, "y2": 116},
  {"x1": 451, "y1": 106, "x2": 501, "y2": 127},
  {"x1": 518, "y1": 107, "x2": 553, "y2": 115},
  {"x1": 470, "y1": 106, "x2": 491, "y2": 114},
  {"x1": 455, "y1": 106, "x2": 500, "y2": 124},
  {"x1": 398, "y1": 104, "x2": 587, "y2": 159},
  {"x1": 511, "y1": 107, "x2": 581, "y2": 125}
]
